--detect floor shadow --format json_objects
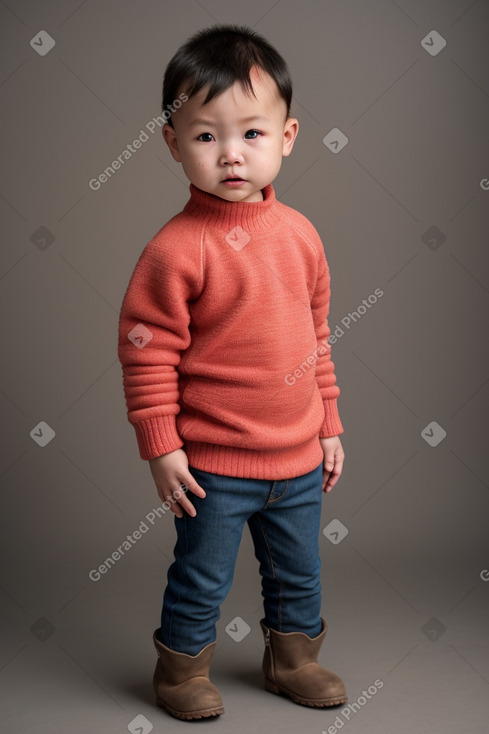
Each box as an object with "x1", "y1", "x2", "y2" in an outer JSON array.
[
  {"x1": 218, "y1": 666, "x2": 264, "y2": 691},
  {"x1": 120, "y1": 679, "x2": 155, "y2": 706}
]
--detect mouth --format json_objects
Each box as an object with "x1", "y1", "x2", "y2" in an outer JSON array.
[{"x1": 222, "y1": 175, "x2": 246, "y2": 183}]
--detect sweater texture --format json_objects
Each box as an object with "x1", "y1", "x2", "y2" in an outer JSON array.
[{"x1": 117, "y1": 182, "x2": 344, "y2": 479}]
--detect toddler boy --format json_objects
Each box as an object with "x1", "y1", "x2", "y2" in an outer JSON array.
[{"x1": 118, "y1": 23, "x2": 348, "y2": 721}]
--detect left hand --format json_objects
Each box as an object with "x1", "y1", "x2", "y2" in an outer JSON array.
[{"x1": 319, "y1": 436, "x2": 345, "y2": 493}]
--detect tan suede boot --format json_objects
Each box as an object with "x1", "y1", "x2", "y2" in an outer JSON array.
[
  {"x1": 152, "y1": 630, "x2": 224, "y2": 720},
  {"x1": 260, "y1": 618, "x2": 347, "y2": 707}
]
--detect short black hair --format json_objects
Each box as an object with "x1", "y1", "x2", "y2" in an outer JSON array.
[{"x1": 162, "y1": 24, "x2": 292, "y2": 127}]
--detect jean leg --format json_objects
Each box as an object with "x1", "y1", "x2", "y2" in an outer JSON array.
[
  {"x1": 159, "y1": 466, "x2": 253, "y2": 655},
  {"x1": 247, "y1": 462, "x2": 324, "y2": 637}
]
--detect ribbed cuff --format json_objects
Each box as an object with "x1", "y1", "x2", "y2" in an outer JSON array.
[
  {"x1": 132, "y1": 414, "x2": 184, "y2": 460},
  {"x1": 318, "y1": 398, "x2": 344, "y2": 437}
]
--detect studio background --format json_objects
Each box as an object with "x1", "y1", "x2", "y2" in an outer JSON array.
[{"x1": 1, "y1": 1, "x2": 488, "y2": 732}]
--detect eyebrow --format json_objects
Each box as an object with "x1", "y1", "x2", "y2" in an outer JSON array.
[{"x1": 188, "y1": 115, "x2": 269, "y2": 127}]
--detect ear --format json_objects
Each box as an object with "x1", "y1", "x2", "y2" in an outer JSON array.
[
  {"x1": 162, "y1": 123, "x2": 182, "y2": 162},
  {"x1": 282, "y1": 117, "x2": 299, "y2": 157}
]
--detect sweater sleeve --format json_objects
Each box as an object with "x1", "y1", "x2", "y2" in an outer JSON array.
[
  {"x1": 117, "y1": 227, "x2": 202, "y2": 460},
  {"x1": 310, "y1": 240, "x2": 345, "y2": 438}
]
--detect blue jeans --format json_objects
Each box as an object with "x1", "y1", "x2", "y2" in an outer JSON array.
[{"x1": 157, "y1": 461, "x2": 324, "y2": 655}]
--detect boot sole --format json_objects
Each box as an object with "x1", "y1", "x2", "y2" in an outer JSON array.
[
  {"x1": 264, "y1": 678, "x2": 347, "y2": 707},
  {"x1": 156, "y1": 697, "x2": 224, "y2": 720}
]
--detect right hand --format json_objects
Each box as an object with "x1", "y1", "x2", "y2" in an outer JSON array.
[{"x1": 148, "y1": 448, "x2": 206, "y2": 518}]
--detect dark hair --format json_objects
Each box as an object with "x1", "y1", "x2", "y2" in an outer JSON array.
[{"x1": 162, "y1": 24, "x2": 292, "y2": 127}]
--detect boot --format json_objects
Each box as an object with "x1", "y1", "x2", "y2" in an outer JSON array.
[
  {"x1": 152, "y1": 630, "x2": 224, "y2": 720},
  {"x1": 260, "y1": 617, "x2": 347, "y2": 707}
]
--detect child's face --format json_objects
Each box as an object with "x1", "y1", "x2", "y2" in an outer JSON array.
[{"x1": 162, "y1": 66, "x2": 299, "y2": 203}]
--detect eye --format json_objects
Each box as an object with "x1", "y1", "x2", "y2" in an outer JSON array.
[
  {"x1": 197, "y1": 132, "x2": 214, "y2": 142},
  {"x1": 244, "y1": 129, "x2": 262, "y2": 139}
]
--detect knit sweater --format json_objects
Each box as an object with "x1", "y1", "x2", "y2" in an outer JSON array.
[{"x1": 117, "y1": 182, "x2": 344, "y2": 479}]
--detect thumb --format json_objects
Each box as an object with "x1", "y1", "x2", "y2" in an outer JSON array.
[{"x1": 323, "y1": 458, "x2": 334, "y2": 473}]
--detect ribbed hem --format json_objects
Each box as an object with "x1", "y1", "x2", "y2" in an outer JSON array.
[
  {"x1": 183, "y1": 183, "x2": 282, "y2": 231},
  {"x1": 318, "y1": 398, "x2": 344, "y2": 437},
  {"x1": 132, "y1": 404, "x2": 343, "y2": 465},
  {"x1": 182, "y1": 435, "x2": 324, "y2": 480},
  {"x1": 132, "y1": 414, "x2": 183, "y2": 461}
]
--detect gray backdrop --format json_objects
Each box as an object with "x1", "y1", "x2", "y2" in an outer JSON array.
[{"x1": 1, "y1": 1, "x2": 488, "y2": 733}]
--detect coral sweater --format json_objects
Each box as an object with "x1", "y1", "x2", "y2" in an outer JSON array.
[{"x1": 117, "y1": 182, "x2": 344, "y2": 480}]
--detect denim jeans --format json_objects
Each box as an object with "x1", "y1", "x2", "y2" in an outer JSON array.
[{"x1": 157, "y1": 461, "x2": 324, "y2": 655}]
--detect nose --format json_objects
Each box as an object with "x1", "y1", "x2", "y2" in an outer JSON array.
[{"x1": 219, "y1": 141, "x2": 244, "y2": 166}]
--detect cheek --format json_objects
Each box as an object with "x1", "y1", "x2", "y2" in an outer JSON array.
[
  {"x1": 187, "y1": 147, "x2": 212, "y2": 169},
  {"x1": 259, "y1": 137, "x2": 282, "y2": 157}
]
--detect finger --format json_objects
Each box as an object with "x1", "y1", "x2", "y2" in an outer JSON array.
[
  {"x1": 323, "y1": 451, "x2": 345, "y2": 491},
  {"x1": 322, "y1": 462, "x2": 333, "y2": 491},
  {"x1": 170, "y1": 502, "x2": 184, "y2": 518},
  {"x1": 322, "y1": 465, "x2": 334, "y2": 492},
  {"x1": 172, "y1": 493, "x2": 197, "y2": 517},
  {"x1": 172, "y1": 481, "x2": 200, "y2": 517},
  {"x1": 165, "y1": 491, "x2": 195, "y2": 518},
  {"x1": 182, "y1": 478, "x2": 206, "y2": 498},
  {"x1": 324, "y1": 467, "x2": 341, "y2": 493},
  {"x1": 323, "y1": 478, "x2": 334, "y2": 492},
  {"x1": 158, "y1": 483, "x2": 193, "y2": 518}
]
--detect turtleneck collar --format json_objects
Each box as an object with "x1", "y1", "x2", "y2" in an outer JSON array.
[{"x1": 183, "y1": 182, "x2": 281, "y2": 232}]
